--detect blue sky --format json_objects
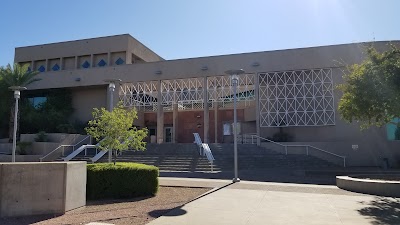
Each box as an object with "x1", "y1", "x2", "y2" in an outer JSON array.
[{"x1": 0, "y1": 0, "x2": 399, "y2": 66}]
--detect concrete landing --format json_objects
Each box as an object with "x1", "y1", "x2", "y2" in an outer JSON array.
[{"x1": 151, "y1": 178, "x2": 400, "y2": 225}]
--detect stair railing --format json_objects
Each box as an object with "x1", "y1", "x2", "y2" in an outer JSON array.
[
  {"x1": 39, "y1": 135, "x2": 92, "y2": 162},
  {"x1": 242, "y1": 134, "x2": 346, "y2": 167},
  {"x1": 193, "y1": 133, "x2": 203, "y2": 155},
  {"x1": 202, "y1": 143, "x2": 215, "y2": 172}
]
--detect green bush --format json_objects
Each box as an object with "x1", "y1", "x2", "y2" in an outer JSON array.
[{"x1": 87, "y1": 162, "x2": 159, "y2": 200}]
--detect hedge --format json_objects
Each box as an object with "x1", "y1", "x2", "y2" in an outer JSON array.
[{"x1": 87, "y1": 162, "x2": 159, "y2": 200}]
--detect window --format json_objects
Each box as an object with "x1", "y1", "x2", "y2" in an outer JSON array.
[
  {"x1": 52, "y1": 64, "x2": 60, "y2": 71},
  {"x1": 223, "y1": 123, "x2": 231, "y2": 135},
  {"x1": 28, "y1": 97, "x2": 47, "y2": 109},
  {"x1": 38, "y1": 65, "x2": 45, "y2": 72},
  {"x1": 115, "y1": 57, "x2": 124, "y2": 65},
  {"x1": 82, "y1": 61, "x2": 90, "y2": 68},
  {"x1": 97, "y1": 59, "x2": 106, "y2": 67},
  {"x1": 223, "y1": 122, "x2": 241, "y2": 135},
  {"x1": 386, "y1": 118, "x2": 400, "y2": 140},
  {"x1": 149, "y1": 128, "x2": 156, "y2": 136}
]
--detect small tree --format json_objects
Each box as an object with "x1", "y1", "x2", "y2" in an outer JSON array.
[
  {"x1": 85, "y1": 103, "x2": 148, "y2": 164},
  {"x1": 338, "y1": 45, "x2": 400, "y2": 129}
]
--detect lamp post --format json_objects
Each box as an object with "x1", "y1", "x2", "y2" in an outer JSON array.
[
  {"x1": 9, "y1": 86, "x2": 27, "y2": 162},
  {"x1": 104, "y1": 79, "x2": 122, "y2": 163},
  {"x1": 225, "y1": 69, "x2": 245, "y2": 183}
]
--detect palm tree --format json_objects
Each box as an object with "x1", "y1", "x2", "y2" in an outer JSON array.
[{"x1": 0, "y1": 63, "x2": 41, "y2": 142}]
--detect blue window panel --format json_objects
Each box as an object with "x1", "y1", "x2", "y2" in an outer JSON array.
[
  {"x1": 386, "y1": 118, "x2": 400, "y2": 140},
  {"x1": 52, "y1": 64, "x2": 60, "y2": 71},
  {"x1": 27, "y1": 67, "x2": 31, "y2": 72},
  {"x1": 98, "y1": 59, "x2": 106, "y2": 67},
  {"x1": 82, "y1": 61, "x2": 90, "y2": 68},
  {"x1": 38, "y1": 65, "x2": 45, "y2": 72},
  {"x1": 115, "y1": 58, "x2": 124, "y2": 65},
  {"x1": 28, "y1": 97, "x2": 47, "y2": 109}
]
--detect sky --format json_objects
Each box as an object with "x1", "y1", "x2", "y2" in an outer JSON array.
[{"x1": 0, "y1": 0, "x2": 399, "y2": 66}]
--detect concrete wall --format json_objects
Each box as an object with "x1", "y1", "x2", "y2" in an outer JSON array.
[
  {"x1": 0, "y1": 162, "x2": 86, "y2": 217},
  {"x1": 15, "y1": 34, "x2": 163, "y2": 63},
  {"x1": 20, "y1": 133, "x2": 88, "y2": 144},
  {"x1": 24, "y1": 41, "x2": 400, "y2": 91},
  {"x1": 0, "y1": 155, "x2": 41, "y2": 162},
  {"x1": 261, "y1": 141, "x2": 400, "y2": 167},
  {"x1": 0, "y1": 144, "x2": 11, "y2": 154},
  {"x1": 31, "y1": 142, "x2": 60, "y2": 155},
  {"x1": 71, "y1": 86, "x2": 107, "y2": 122}
]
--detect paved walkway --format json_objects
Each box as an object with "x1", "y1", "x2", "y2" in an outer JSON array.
[{"x1": 150, "y1": 178, "x2": 400, "y2": 225}]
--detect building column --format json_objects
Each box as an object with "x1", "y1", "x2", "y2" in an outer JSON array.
[
  {"x1": 126, "y1": 51, "x2": 132, "y2": 65},
  {"x1": 214, "y1": 86, "x2": 218, "y2": 143},
  {"x1": 31, "y1": 61, "x2": 34, "y2": 71},
  {"x1": 60, "y1": 57, "x2": 63, "y2": 70},
  {"x1": 203, "y1": 77, "x2": 209, "y2": 143},
  {"x1": 75, "y1": 56, "x2": 78, "y2": 69},
  {"x1": 90, "y1": 54, "x2": 94, "y2": 68},
  {"x1": 107, "y1": 52, "x2": 111, "y2": 66},
  {"x1": 172, "y1": 102, "x2": 178, "y2": 143},
  {"x1": 255, "y1": 73, "x2": 261, "y2": 146},
  {"x1": 45, "y1": 59, "x2": 49, "y2": 71},
  {"x1": 157, "y1": 80, "x2": 164, "y2": 144}
]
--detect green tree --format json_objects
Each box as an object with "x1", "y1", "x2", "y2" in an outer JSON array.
[
  {"x1": 0, "y1": 63, "x2": 41, "y2": 141},
  {"x1": 338, "y1": 45, "x2": 400, "y2": 129},
  {"x1": 85, "y1": 103, "x2": 148, "y2": 164}
]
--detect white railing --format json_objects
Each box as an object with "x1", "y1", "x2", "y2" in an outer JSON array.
[
  {"x1": 39, "y1": 135, "x2": 92, "y2": 162},
  {"x1": 193, "y1": 133, "x2": 203, "y2": 155},
  {"x1": 63, "y1": 144, "x2": 97, "y2": 161},
  {"x1": 193, "y1": 133, "x2": 216, "y2": 172},
  {"x1": 91, "y1": 149, "x2": 108, "y2": 163},
  {"x1": 242, "y1": 134, "x2": 346, "y2": 167},
  {"x1": 202, "y1": 143, "x2": 215, "y2": 172}
]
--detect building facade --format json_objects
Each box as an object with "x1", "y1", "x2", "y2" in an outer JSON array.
[{"x1": 15, "y1": 34, "x2": 400, "y2": 167}]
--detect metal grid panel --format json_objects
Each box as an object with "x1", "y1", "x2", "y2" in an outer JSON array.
[
  {"x1": 161, "y1": 78, "x2": 205, "y2": 111},
  {"x1": 119, "y1": 81, "x2": 158, "y2": 111},
  {"x1": 259, "y1": 68, "x2": 335, "y2": 127},
  {"x1": 208, "y1": 74, "x2": 255, "y2": 108}
]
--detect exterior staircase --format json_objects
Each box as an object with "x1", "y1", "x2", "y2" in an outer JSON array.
[{"x1": 69, "y1": 143, "x2": 339, "y2": 172}]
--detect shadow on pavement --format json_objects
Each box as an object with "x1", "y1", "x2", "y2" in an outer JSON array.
[
  {"x1": 0, "y1": 214, "x2": 61, "y2": 225},
  {"x1": 149, "y1": 206, "x2": 187, "y2": 217},
  {"x1": 358, "y1": 197, "x2": 400, "y2": 225}
]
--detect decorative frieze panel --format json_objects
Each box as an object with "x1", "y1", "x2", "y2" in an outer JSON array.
[
  {"x1": 207, "y1": 74, "x2": 255, "y2": 108},
  {"x1": 119, "y1": 81, "x2": 158, "y2": 111},
  {"x1": 258, "y1": 69, "x2": 335, "y2": 127}
]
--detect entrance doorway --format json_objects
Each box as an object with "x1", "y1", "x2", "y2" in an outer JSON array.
[{"x1": 164, "y1": 127, "x2": 173, "y2": 143}]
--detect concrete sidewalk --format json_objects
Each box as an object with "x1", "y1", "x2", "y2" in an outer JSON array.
[{"x1": 151, "y1": 178, "x2": 400, "y2": 225}]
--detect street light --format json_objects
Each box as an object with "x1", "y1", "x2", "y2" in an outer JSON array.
[
  {"x1": 224, "y1": 69, "x2": 245, "y2": 183},
  {"x1": 9, "y1": 86, "x2": 27, "y2": 162},
  {"x1": 104, "y1": 79, "x2": 122, "y2": 163}
]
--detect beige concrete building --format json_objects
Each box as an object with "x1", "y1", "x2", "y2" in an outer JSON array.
[{"x1": 14, "y1": 34, "x2": 400, "y2": 167}]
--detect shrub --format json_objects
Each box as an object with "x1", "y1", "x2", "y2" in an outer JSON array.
[
  {"x1": 17, "y1": 141, "x2": 32, "y2": 155},
  {"x1": 87, "y1": 162, "x2": 159, "y2": 200},
  {"x1": 34, "y1": 131, "x2": 48, "y2": 142}
]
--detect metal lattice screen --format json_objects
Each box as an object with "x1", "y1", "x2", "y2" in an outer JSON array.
[
  {"x1": 259, "y1": 68, "x2": 335, "y2": 127},
  {"x1": 119, "y1": 74, "x2": 256, "y2": 111},
  {"x1": 161, "y1": 78, "x2": 205, "y2": 111},
  {"x1": 207, "y1": 74, "x2": 255, "y2": 108},
  {"x1": 119, "y1": 81, "x2": 158, "y2": 111}
]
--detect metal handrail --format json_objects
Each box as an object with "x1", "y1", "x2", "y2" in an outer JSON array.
[
  {"x1": 39, "y1": 144, "x2": 73, "y2": 162},
  {"x1": 202, "y1": 143, "x2": 215, "y2": 172},
  {"x1": 243, "y1": 134, "x2": 346, "y2": 167},
  {"x1": 39, "y1": 135, "x2": 91, "y2": 162},
  {"x1": 193, "y1": 133, "x2": 203, "y2": 155}
]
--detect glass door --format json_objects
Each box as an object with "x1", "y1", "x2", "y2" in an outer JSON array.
[{"x1": 164, "y1": 127, "x2": 173, "y2": 143}]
